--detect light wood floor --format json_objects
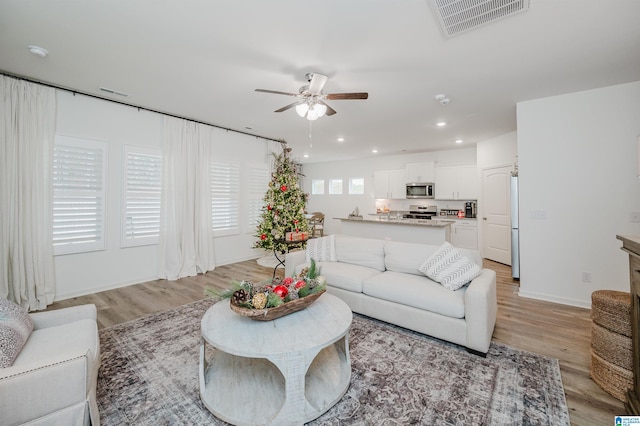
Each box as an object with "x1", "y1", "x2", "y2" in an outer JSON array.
[{"x1": 48, "y1": 258, "x2": 625, "y2": 425}]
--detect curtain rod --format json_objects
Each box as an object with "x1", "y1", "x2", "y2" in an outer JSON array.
[{"x1": 1, "y1": 70, "x2": 287, "y2": 145}]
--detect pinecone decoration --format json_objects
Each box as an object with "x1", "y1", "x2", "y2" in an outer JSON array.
[
  {"x1": 252, "y1": 292, "x2": 267, "y2": 309},
  {"x1": 298, "y1": 267, "x2": 309, "y2": 279},
  {"x1": 307, "y1": 278, "x2": 317, "y2": 289},
  {"x1": 232, "y1": 289, "x2": 250, "y2": 305},
  {"x1": 288, "y1": 287, "x2": 299, "y2": 300}
]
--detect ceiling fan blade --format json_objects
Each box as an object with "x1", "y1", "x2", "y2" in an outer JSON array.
[
  {"x1": 274, "y1": 102, "x2": 299, "y2": 113},
  {"x1": 308, "y1": 73, "x2": 329, "y2": 94},
  {"x1": 325, "y1": 92, "x2": 369, "y2": 100},
  {"x1": 318, "y1": 100, "x2": 337, "y2": 116},
  {"x1": 255, "y1": 89, "x2": 298, "y2": 97}
]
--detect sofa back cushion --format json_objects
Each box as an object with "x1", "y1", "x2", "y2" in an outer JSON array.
[
  {"x1": 335, "y1": 235, "x2": 386, "y2": 272},
  {"x1": 384, "y1": 240, "x2": 482, "y2": 276}
]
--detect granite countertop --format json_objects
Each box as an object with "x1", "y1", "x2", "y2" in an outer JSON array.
[{"x1": 336, "y1": 217, "x2": 452, "y2": 228}]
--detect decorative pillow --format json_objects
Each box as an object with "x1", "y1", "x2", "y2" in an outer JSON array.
[
  {"x1": 418, "y1": 242, "x2": 481, "y2": 291},
  {"x1": 0, "y1": 298, "x2": 34, "y2": 368},
  {"x1": 306, "y1": 234, "x2": 337, "y2": 263}
]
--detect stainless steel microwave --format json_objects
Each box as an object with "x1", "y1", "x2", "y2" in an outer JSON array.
[{"x1": 406, "y1": 182, "x2": 434, "y2": 199}]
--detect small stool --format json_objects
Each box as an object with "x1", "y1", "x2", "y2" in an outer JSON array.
[{"x1": 590, "y1": 290, "x2": 633, "y2": 401}]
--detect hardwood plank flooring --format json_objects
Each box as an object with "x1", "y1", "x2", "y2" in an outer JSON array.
[{"x1": 47, "y1": 258, "x2": 625, "y2": 425}]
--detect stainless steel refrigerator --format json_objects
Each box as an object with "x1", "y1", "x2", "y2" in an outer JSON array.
[{"x1": 510, "y1": 175, "x2": 520, "y2": 279}]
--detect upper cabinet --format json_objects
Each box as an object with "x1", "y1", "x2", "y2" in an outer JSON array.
[
  {"x1": 406, "y1": 161, "x2": 435, "y2": 183},
  {"x1": 374, "y1": 169, "x2": 407, "y2": 199},
  {"x1": 435, "y1": 164, "x2": 478, "y2": 200}
]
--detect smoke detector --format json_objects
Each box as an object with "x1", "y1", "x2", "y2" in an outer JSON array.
[
  {"x1": 428, "y1": 0, "x2": 530, "y2": 38},
  {"x1": 27, "y1": 45, "x2": 48, "y2": 57},
  {"x1": 435, "y1": 94, "x2": 450, "y2": 105}
]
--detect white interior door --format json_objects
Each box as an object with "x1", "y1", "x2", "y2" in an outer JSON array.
[{"x1": 481, "y1": 166, "x2": 512, "y2": 264}]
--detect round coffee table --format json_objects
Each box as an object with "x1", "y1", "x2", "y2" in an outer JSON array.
[{"x1": 199, "y1": 293, "x2": 352, "y2": 425}]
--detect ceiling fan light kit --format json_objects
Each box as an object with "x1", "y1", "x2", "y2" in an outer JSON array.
[{"x1": 256, "y1": 72, "x2": 368, "y2": 121}]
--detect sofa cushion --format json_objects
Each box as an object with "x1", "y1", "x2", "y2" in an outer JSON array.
[
  {"x1": 334, "y1": 235, "x2": 386, "y2": 272},
  {"x1": 384, "y1": 241, "x2": 440, "y2": 276},
  {"x1": 0, "y1": 299, "x2": 34, "y2": 368},
  {"x1": 363, "y1": 271, "x2": 466, "y2": 318},
  {"x1": 418, "y1": 242, "x2": 481, "y2": 291},
  {"x1": 295, "y1": 261, "x2": 382, "y2": 293},
  {"x1": 306, "y1": 234, "x2": 337, "y2": 262}
]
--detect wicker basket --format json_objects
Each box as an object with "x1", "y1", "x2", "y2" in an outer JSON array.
[
  {"x1": 591, "y1": 322, "x2": 633, "y2": 371},
  {"x1": 590, "y1": 349, "x2": 633, "y2": 402},
  {"x1": 591, "y1": 290, "x2": 632, "y2": 337},
  {"x1": 230, "y1": 289, "x2": 326, "y2": 321}
]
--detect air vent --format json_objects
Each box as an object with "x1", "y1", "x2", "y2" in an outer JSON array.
[
  {"x1": 99, "y1": 87, "x2": 129, "y2": 97},
  {"x1": 428, "y1": 0, "x2": 530, "y2": 38}
]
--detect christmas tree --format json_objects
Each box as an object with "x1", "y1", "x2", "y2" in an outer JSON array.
[{"x1": 254, "y1": 146, "x2": 310, "y2": 253}]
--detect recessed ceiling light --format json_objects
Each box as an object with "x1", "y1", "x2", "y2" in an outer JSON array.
[
  {"x1": 27, "y1": 45, "x2": 48, "y2": 57},
  {"x1": 337, "y1": 137, "x2": 344, "y2": 142},
  {"x1": 303, "y1": 154, "x2": 309, "y2": 158},
  {"x1": 437, "y1": 121, "x2": 447, "y2": 127},
  {"x1": 372, "y1": 149, "x2": 378, "y2": 154},
  {"x1": 455, "y1": 139, "x2": 463, "y2": 144}
]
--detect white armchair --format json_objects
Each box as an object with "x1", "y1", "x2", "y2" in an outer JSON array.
[{"x1": 0, "y1": 304, "x2": 101, "y2": 425}]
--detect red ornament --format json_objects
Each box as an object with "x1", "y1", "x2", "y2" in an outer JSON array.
[
  {"x1": 280, "y1": 185, "x2": 287, "y2": 192},
  {"x1": 260, "y1": 234, "x2": 267, "y2": 240},
  {"x1": 282, "y1": 277, "x2": 293, "y2": 286},
  {"x1": 267, "y1": 205, "x2": 272, "y2": 211},
  {"x1": 273, "y1": 285, "x2": 289, "y2": 299},
  {"x1": 294, "y1": 280, "x2": 306, "y2": 289}
]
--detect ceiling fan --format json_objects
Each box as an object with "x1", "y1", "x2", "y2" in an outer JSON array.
[{"x1": 255, "y1": 73, "x2": 368, "y2": 120}]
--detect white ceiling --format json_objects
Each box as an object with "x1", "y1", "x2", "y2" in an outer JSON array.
[{"x1": 1, "y1": 0, "x2": 639, "y2": 164}]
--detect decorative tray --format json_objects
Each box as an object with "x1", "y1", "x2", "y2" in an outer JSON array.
[{"x1": 229, "y1": 289, "x2": 325, "y2": 321}]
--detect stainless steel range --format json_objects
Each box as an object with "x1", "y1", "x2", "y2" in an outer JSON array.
[{"x1": 402, "y1": 205, "x2": 437, "y2": 220}]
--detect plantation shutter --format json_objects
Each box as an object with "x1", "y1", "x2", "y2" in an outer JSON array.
[
  {"x1": 211, "y1": 161, "x2": 240, "y2": 236},
  {"x1": 247, "y1": 165, "x2": 270, "y2": 232},
  {"x1": 52, "y1": 136, "x2": 107, "y2": 255},
  {"x1": 122, "y1": 146, "x2": 162, "y2": 247}
]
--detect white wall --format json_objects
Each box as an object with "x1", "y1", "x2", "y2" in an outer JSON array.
[
  {"x1": 517, "y1": 81, "x2": 640, "y2": 307},
  {"x1": 54, "y1": 91, "x2": 273, "y2": 300},
  {"x1": 302, "y1": 147, "x2": 477, "y2": 235}
]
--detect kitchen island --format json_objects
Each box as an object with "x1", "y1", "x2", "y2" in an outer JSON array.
[{"x1": 336, "y1": 217, "x2": 451, "y2": 245}]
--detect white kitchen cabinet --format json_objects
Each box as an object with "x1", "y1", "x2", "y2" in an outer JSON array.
[
  {"x1": 374, "y1": 169, "x2": 406, "y2": 199},
  {"x1": 406, "y1": 161, "x2": 435, "y2": 183},
  {"x1": 451, "y1": 220, "x2": 478, "y2": 250},
  {"x1": 435, "y1": 164, "x2": 478, "y2": 200}
]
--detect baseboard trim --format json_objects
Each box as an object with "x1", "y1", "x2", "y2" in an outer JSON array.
[{"x1": 517, "y1": 289, "x2": 591, "y2": 309}]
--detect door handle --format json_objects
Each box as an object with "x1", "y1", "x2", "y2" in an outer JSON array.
[{"x1": 483, "y1": 217, "x2": 487, "y2": 220}]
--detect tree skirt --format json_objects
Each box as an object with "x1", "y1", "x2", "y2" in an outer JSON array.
[
  {"x1": 256, "y1": 253, "x2": 280, "y2": 268},
  {"x1": 97, "y1": 299, "x2": 570, "y2": 425}
]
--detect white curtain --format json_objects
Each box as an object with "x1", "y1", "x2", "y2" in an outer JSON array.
[
  {"x1": 0, "y1": 76, "x2": 57, "y2": 310},
  {"x1": 158, "y1": 116, "x2": 216, "y2": 280}
]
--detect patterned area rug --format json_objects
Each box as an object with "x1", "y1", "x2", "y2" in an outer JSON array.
[{"x1": 97, "y1": 299, "x2": 569, "y2": 425}]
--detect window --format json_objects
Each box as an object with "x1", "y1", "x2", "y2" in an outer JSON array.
[
  {"x1": 121, "y1": 146, "x2": 162, "y2": 247},
  {"x1": 247, "y1": 165, "x2": 270, "y2": 232},
  {"x1": 53, "y1": 135, "x2": 107, "y2": 255},
  {"x1": 211, "y1": 161, "x2": 240, "y2": 236},
  {"x1": 311, "y1": 179, "x2": 325, "y2": 195},
  {"x1": 349, "y1": 177, "x2": 365, "y2": 195},
  {"x1": 328, "y1": 178, "x2": 343, "y2": 195}
]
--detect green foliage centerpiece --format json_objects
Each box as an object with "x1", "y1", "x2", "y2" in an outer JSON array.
[{"x1": 207, "y1": 259, "x2": 327, "y2": 321}]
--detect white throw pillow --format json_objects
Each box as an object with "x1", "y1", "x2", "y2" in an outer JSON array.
[
  {"x1": 306, "y1": 235, "x2": 337, "y2": 262},
  {"x1": 418, "y1": 241, "x2": 481, "y2": 291}
]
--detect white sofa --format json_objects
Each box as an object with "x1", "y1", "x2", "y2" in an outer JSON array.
[
  {"x1": 0, "y1": 304, "x2": 101, "y2": 425},
  {"x1": 285, "y1": 235, "x2": 497, "y2": 354}
]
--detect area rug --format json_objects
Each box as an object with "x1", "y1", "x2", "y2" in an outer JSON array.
[{"x1": 97, "y1": 299, "x2": 570, "y2": 425}]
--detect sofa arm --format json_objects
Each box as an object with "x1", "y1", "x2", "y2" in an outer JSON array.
[
  {"x1": 285, "y1": 250, "x2": 307, "y2": 277},
  {"x1": 464, "y1": 269, "x2": 497, "y2": 354},
  {"x1": 30, "y1": 304, "x2": 97, "y2": 330}
]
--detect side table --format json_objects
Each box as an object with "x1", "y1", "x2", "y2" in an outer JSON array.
[
  {"x1": 272, "y1": 238, "x2": 307, "y2": 279},
  {"x1": 199, "y1": 293, "x2": 352, "y2": 426}
]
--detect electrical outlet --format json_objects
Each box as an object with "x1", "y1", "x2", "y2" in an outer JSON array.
[
  {"x1": 582, "y1": 272, "x2": 592, "y2": 283},
  {"x1": 631, "y1": 212, "x2": 640, "y2": 223}
]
